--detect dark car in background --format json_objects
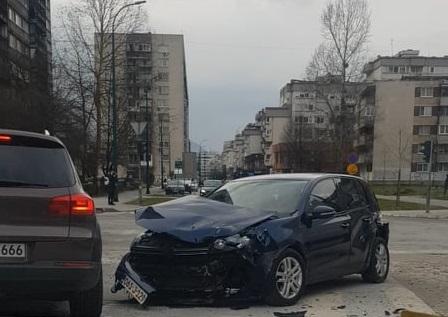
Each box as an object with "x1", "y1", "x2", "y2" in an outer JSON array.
[
  {"x1": 113, "y1": 174, "x2": 389, "y2": 306},
  {"x1": 165, "y1": 179, "x2": 186, "y2": 195},
  {"x1": 199, "y1": 179, "x2": 223, "y2": 196},
  {"x1": 0, "y1": 130, "x2": 102, "y2": 317}
]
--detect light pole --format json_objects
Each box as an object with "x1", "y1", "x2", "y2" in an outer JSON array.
[
  {"x1": 111, "y1": 0, "x2": 146, "y2": 177},
  {"x1": 198, "y1": 139, "x2": 207, "y2": 183}
]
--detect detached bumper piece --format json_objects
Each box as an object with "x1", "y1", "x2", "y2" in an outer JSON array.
[{"x1": 113, "y1": 245, "x2": 256, "y2": 304}]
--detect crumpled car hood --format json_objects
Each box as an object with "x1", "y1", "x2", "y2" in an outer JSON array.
[{"x1": 135, "y1": 196, "x2": 276, "y2": 243}]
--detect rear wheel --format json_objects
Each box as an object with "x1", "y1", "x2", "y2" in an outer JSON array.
[
  {"x1": 70, "y1": 270, "x2": 103, "y2": 317},
  {"x1": 362, "y1": 238, "x2": 389, "y2": 283},
  {"x1": 264, "y1": 249, "x2": 305, "y2": 306}
]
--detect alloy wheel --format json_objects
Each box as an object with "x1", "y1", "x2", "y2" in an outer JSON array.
[
  {"x1": 275, "y1": 256, "x2": 303, "y2": 299},
  {"x1": 375, "y1": 243, "x2": 388, "y2": 277}
]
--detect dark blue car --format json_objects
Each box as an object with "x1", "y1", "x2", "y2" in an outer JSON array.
[{"x1": 113, "y1": 173, "x2": 389, "y2": 306}]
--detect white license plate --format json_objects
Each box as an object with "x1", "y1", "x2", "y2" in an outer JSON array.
[
  {"x1": 121, "y1": 275, "x2": 148, "y2": 305},
  {"x1": 0, "y1": 243, "x2": 26, "y2": 259}
]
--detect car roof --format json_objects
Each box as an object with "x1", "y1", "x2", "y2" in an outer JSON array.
[
  {"x1": 0, "y1": 129, "x2": 64, "y2": 146},
  {"x1": 231, "y1": 173, "x2": 363, "y2": 182}
]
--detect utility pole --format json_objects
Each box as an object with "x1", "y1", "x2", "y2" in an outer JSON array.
[
  {"x1": 145, "y1": 90, "x2": 150, "y2": 194},
  {"x1": 198, "y1": 146, "x2": 202, "y2": 183},
  {"x1": 159, "y1": 118, "x2": 164, "y2": 189},
  {"x1": 425, "y1": 140, "x2": 433, "y2": 213}
]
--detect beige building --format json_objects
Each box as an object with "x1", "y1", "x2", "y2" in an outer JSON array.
[
  {"x1": 357, "y1": 50, "x2": 448, "y2": 181},
  {"x1": 100, "y1": 32, "x2": 189, "y2": 182}
]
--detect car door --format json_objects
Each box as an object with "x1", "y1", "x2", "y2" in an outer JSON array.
[
  {"x1": 341, "y1": 178, "x2": 374, "y2": 273},
  {"x1": 304, "y1": 177, "x2": 351, "y2": 283},
  {"x1": 335, "y1": 177, "x2": 374, "y2": 273}
]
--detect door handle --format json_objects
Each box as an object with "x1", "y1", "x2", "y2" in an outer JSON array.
[
  {"x1": 340, "y1": 223, "x2": 350, "y2": 229},
  {"x1": 362, "y1": 218, "x2": 372, "y2": 224}
]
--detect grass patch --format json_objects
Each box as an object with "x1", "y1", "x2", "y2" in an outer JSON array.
[
  {"x1": 126, "y1": 196, "x2": 176, "y2": 206},
  {"x1": 377, "y1": 198, "x2": 445, "y2": 210},
  {"x1": 371, "y1": 183, "x2": 448, "y2": 200}
]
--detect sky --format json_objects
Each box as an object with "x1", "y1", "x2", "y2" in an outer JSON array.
[{"x1": 51, "y1": 0, "x2": 448, "y2": 151}]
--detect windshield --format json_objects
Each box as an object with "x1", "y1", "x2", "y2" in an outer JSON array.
[
  {"x1": 0, "y1": 145, "x2": 75, "y2": 188},
  {"x1": 208, "y1": 180, "x2": 308, "y2": 215},
  {"x1": 204, "y1": 180, "x2": 222, "y2": 187}
]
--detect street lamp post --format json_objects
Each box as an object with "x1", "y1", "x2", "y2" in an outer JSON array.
[{"x1": 111, "y1": 0, "x2": 146, "y2": 178}]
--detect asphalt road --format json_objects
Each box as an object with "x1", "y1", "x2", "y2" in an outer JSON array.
[
  {"x1": 0, "y1": 214, "x2": 445, "y2": 317},
  {"x1": 387, "y1": 216, "x2": 448, "y2": 316}
]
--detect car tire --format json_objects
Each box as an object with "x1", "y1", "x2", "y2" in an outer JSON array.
[
  {"x1": 264, "y1": 249, "x2": 306, "y2": 306},
  {"x1": 362, "y1": 237, "x2": 389, "y2": 283},
  {"x1": 69, "y1": 270, "x2": 103, "y2": 317}
]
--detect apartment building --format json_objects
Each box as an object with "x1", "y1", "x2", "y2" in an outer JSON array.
[
  {"x1": 0, "y1": 0, "x2": 52, "y2": 129},
  {"x1": 255, "y1": 106, "x2": 290, "y2": 172},
  {"x1": 357, "y1": 50, "x2": 448, "y2": 181},
  {"x1": 103, "y1": 32, "x2": 189, "y2": 182}
]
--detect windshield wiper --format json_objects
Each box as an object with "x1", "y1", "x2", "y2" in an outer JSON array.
[{"x1": 0, "y1": 180, "x2": 49, "y2": 188}]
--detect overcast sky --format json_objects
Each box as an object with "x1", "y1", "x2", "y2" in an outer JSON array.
[{"x1": 52, "y1": 0, "x2": 448, "y2": 151}]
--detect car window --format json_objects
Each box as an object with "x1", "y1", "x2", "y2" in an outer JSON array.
[
  {"x1": 334, "y1": 177, "x2": 368, "y2": 210},
  {"x1": 209, "y1": 180, "x2": 308, "y2": 215},
  {"x1": 308, "y1": 178, "x2": 339, "y2": 211},
  {"x1": 0, "y1": 145, "x2": 75, "y2": 188}
]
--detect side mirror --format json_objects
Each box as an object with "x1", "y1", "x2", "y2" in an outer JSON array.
[{"x1": 310, "y1": 205, "x2": 336, "y2": 219}]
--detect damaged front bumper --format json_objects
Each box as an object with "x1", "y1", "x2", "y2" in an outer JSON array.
[{"x1": 112, "y1": 243, "x2": 275, "y2": 304}]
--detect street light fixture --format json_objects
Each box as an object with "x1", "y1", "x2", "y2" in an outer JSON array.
[{"x1": 111, "y1": 0, "x2": 147, "y2": 177}]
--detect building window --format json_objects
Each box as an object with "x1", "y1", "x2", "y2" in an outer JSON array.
[
  {"x1": 414, "y1": 106, "x2": 432, "y2": 117},
  {"x1": 439, "y1": 125, "x2": 448, "y2": 135},
  {"x1": 365, "y1": 107, "x2": 375, "y2": 116},
  {"x1": 414, "y1": 125, "x2": 431, "y2": 135},
  {"x1": 438, "y1": 144, "x2": 448, "y2": 153},
  {"x1": 159, "y1": 59, "x2": 168, "y2": 67},
  {"x1": 158, "y1": 72, "x2": 169, "y2": 82},
  {"x1": 440, "y1": 106, "x2": 448, "y2": 116},
  {"x1": 430, "y1": 67, "x2": 435, "y2": 73},
  {"x1": 308, "y1": 104, "x2": 314, "y2": 111},
  {"x1": 158, "y1": 86, "x2": 169, "y2": 95},
  {"x1": 416, "y1": 163, "x2": 429, "y2": 172},
  {"x1": 314, "y1": 116, "x2": 324, "y2": 124},
  {"x1": 0, "y1": 25, "x2": 7, "y2": 39},
  {"x1": 420, "y1": 87, "x2": 434, "y2": 98},
  {"x1": 438, "y1": 163, "x2": 448, "y2": 172}
]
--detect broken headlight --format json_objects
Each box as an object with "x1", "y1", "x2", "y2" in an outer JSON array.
[{"x1": 214, "y1": 234, "x2": 251, "y2": 250}]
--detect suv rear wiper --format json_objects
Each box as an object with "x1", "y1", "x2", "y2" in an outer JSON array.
[{"x1": 0, "y1": 180, "x2": 49, "y2": 188}]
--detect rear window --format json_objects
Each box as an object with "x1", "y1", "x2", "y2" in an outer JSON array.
[{"x1": 0, "y1": 144, "x2": 75, "y2": 188}]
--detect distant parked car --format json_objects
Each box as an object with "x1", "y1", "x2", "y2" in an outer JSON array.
[
  {"x1": 199, "y1": 179, "x2": 223, "y2": 196},
  {"x1": 0, "y1": 129, "x2": 102, "y2": 317},
  {"x1": 165, "y1": 179, "x2": 186, "y2": 195}
]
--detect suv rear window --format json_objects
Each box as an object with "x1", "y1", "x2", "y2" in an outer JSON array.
[{"x1": 0, "y1": 144, "x2": 75, "y2": 188}]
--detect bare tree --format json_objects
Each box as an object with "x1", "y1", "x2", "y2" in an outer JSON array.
[
  {"x1": 54, "y1": 0, "x2": 146, "y2": 190},
  {"x1": 306, "y1": 0, "x2": 371, "y2": 170}
]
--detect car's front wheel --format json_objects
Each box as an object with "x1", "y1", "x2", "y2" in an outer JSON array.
[
  {"x1": 264, "y1": 249, "x2": 306, "y2": 306},
  {"x1": 362, "y1": 237, "x2": 389, "y2": 283},
  {"x1": 69, "y1": 270, "x2": 103, "y2": 317}
]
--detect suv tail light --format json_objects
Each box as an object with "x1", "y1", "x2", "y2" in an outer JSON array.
[
  {"x1": 0, "y1": 135, "x2": 12, "y2": 143},
  {"x1": 49, "y1": 193, "x2": 95, "y2": 216}
]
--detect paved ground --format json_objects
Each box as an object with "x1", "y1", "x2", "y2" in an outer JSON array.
[
  {"x1": 1, "y1": 213, "x2": 444, "y2": 316},
  {"x1": 387, "y1": 217, "x2": 448, "y2": 316}
]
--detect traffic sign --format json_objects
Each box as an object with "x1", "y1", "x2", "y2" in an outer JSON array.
[
  {"x1": 347, "y1": 153, "x2": 359, "y2": 164},
  {"x1": 346, "y1": 163, "x2": 359, "y2": 175}
]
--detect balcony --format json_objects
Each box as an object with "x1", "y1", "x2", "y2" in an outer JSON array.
[
  {"x1": 353, "y1": 135, "x2": 373, "y2": 148},
  {"x1": 354, "y1": 116, "x2": 374, "y2": 130}
]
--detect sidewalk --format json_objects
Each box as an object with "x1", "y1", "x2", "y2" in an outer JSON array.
[{"x1": 94, "y1": 187, "x2": 166, "y2": 213}]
